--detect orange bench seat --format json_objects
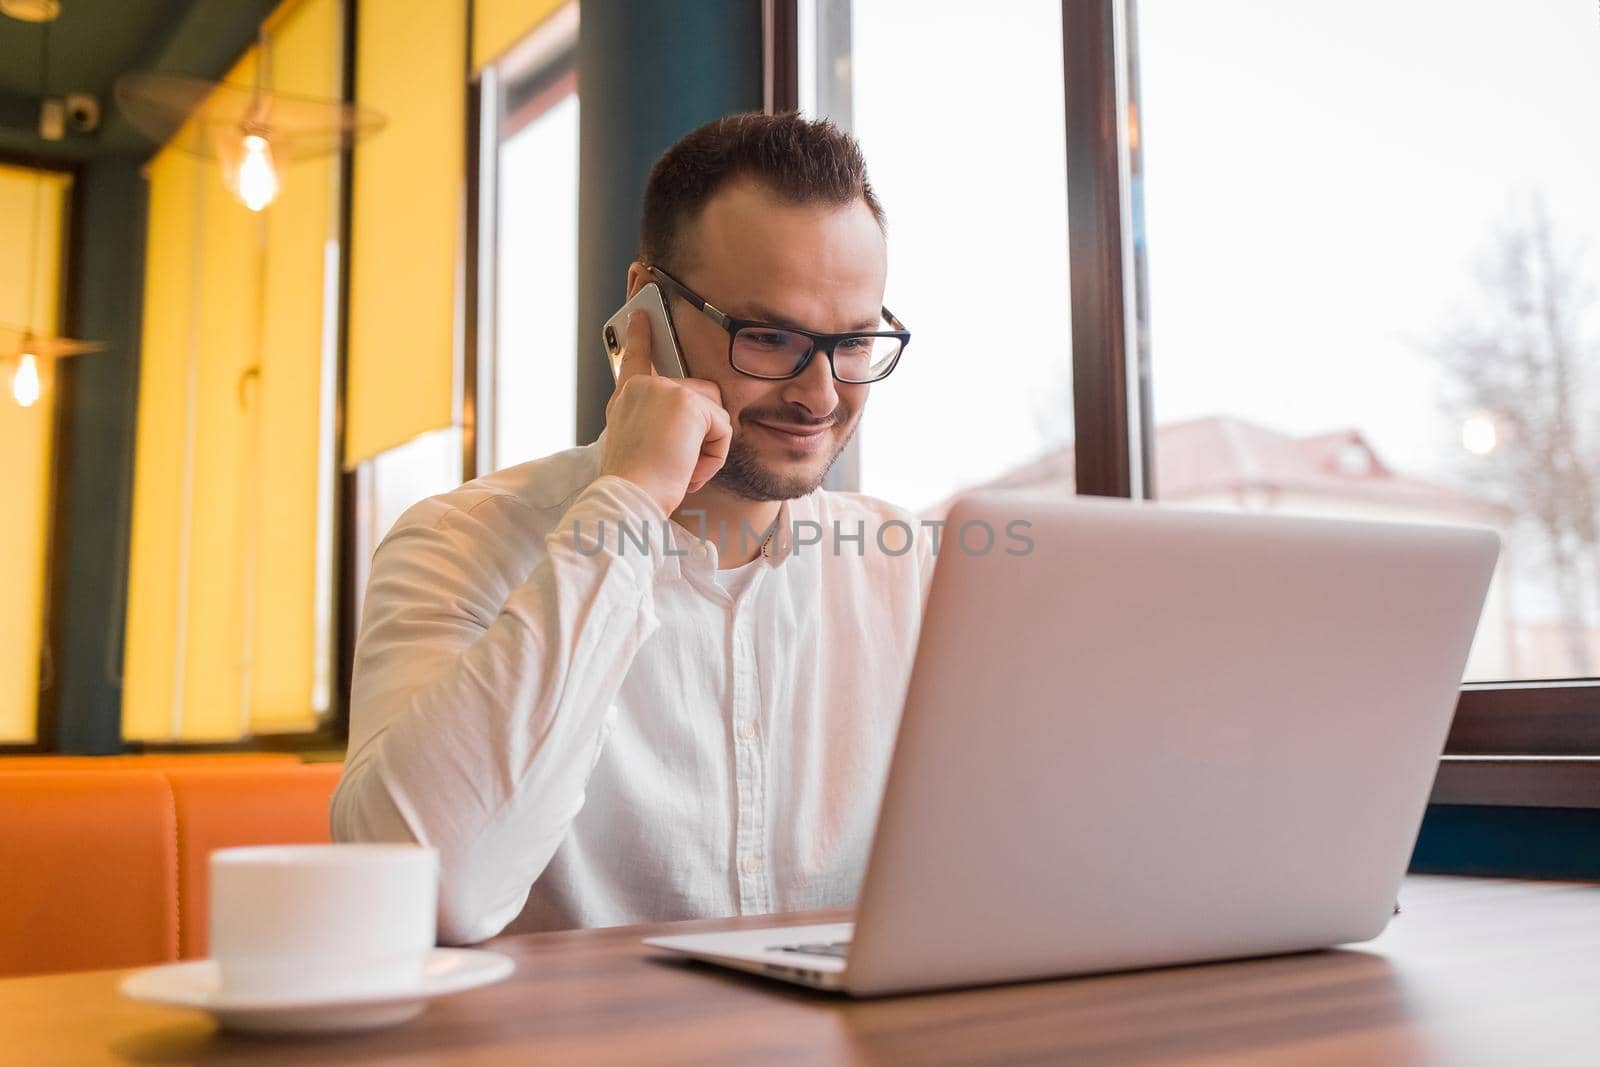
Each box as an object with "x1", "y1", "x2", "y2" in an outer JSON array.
[
  {"x1": 0, "y1": 771, "x2": 179, "y2": 976},
  {"x1": 0, "y1": 753, "x2": 302, "y2": 771},
  {"x1": 0, "y1": 760, "x2": 344, "y2": 976}
]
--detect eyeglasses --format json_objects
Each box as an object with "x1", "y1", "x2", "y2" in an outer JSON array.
[{"x1": 646, "y1": 265, "x2": 910, "y2": 384}]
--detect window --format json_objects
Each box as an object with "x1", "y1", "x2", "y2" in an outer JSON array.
[
  {"x1": 798, "y1": 0, "x2": 1074, "y2": 513},
  {"x1": 777, "y1": 0, "x2": 1599, "y2": 800},
  {"x1": 1134, "y1": 0, "x2": 1600, "y2": 688},
  {"x1": 475, "y1": 4, "x2": 580, "y2": 475},
  {"x1": 350, "y1": 428, "x2": 465, "y2": 635},
  {"x1": 346, "y1": 3, "x2": 578, "y2": 705},
  {"x1": 350, "y1": 4, "x2": 581, "y2": 637},
  {"x1": 123, "y1": 1, "x2": 344, "y2": 742},
  {"x1": 0, "y1": 163, "x2": 71, "y2": 748}
]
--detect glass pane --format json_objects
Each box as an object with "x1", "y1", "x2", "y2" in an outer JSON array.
[
  {"x1": 0, "y1": 164, "x2": 69, "y2": 744},
  {"x1": 1135, "y1": 0, "x2": 1600, "y2": 683},
  {"x1": 352, "y1": 428, "x2": 464, "y2": 632},
  {"x1": 491, "y1": 51, "x2": 579, "y2": 470},
  {"x1": 802, "y1": 0, "x2": 1073, "y2": 511}
]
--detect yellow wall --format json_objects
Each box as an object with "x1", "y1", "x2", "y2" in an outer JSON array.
[
  {"x1": 124, "y1": 0, "x2": 338, "y2": 741},
  {"x1": 0, "y1": 164, "x2": 69, "y2": 744}
]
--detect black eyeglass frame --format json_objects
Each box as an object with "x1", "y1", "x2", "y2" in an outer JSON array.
[{"x1": 646, "y1": 265, "x2": 911, "y2": 384}]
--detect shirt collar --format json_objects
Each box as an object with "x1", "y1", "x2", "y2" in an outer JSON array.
[
  {"x1": 666, "y1": 495, "x2": 805, "y2": 578},
  {"x1": 763, "y1": 496, "x2": 798, "y2": 567}
]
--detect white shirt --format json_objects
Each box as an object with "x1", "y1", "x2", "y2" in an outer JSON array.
[
  {"x1": 331, "y1": 439, "x2": 935, "y2": 944},
  {"x1": 711, "y1": 555, "x2": 765, "y2": 598}
]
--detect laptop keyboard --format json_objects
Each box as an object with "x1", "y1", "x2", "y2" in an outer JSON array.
[{"x1": 770, "y1": 940, "x2": 851, "y2": 959}]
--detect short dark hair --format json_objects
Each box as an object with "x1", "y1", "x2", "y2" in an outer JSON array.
[{"x1": 639, "y1": 111, "x2": 886, "y2": 272}]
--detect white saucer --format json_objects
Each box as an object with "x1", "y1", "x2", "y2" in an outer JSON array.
[{"x1": 119, "y1": 948, "x2": 515, "y2": 1034}]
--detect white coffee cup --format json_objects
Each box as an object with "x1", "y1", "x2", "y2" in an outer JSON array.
[{"x1": 209, "y1": 844, "x2": 439, "y2": 1001}]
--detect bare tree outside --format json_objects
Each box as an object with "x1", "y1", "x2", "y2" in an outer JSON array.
[{"x1": 1431, "y1": 199, "x2": 1600, "y2": 677}]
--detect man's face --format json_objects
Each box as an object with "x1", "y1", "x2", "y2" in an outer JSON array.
[{"x1": 630, "y1": 178, "x2": 888, "y2": 501}]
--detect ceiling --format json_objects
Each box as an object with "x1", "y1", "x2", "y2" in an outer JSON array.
[{"x1": 0, "y1": 0, "x2": 281, "y2": 164}]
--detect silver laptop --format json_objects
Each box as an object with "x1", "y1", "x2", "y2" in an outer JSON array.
[{"x1": 645, "y1": 491, "x2": 1500, "y2": 996}]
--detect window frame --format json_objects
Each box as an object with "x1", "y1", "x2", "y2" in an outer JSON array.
[
  {"x1": 1435, "y1": 686, "x2": 1600, "y2": 810},
  {"x1": 468, "y1": 7, "x2": 580, "y2": 483},
  {"x1": 139, "y1": 0, "x2": 1595, "y2": 774},
  {"x1": 127, "y1": 0, "x2": 359, "y2": 755},
  {"x1": 770, "y1": 0, "x2": 1600, "y2": 805},
  {"x1": 1085, "y1": 0, "x2": 1600, "y2": 804}
]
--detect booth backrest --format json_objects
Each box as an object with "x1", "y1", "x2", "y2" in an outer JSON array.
[
  {"x1": 0, "y1": 753, "x2": 302, "y2": 771},
  {"x1": 0, "y1": 761, "x2": 345, "y2": 976},
  {"x1": 0, "y1": 771, "x2": 180, "y2": 977},
  {"x1": 165, "y1": 763, "x2": 343, "y2": 958}
]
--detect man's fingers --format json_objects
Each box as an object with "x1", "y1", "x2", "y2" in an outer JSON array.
[
  {"x1": 601, "y1": 349, "x2": 732, "y2": 508},
  {"x1": 680, "y1": 380, "x2": 730, "y2": 465},
  {"x1": 700, "y1": 398, "x2": 732, "y2": 458},
  {"x1": 615, "y1": 309, "x2": 654, "y2": 385},
  {"x1": 674, "y1": 377, "x2": 723, "y2": 406},
  {"x1": 686, "y1": 398, "x2": 732, "y2": 492}
]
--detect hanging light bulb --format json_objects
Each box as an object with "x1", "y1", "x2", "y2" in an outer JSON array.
[
  {"x1": 212, "y1": 124, "x2": 287, "y2": 213},
  {"x1": 12, "y1": 352, "x2": 42, "y2": 408},
  {"x1": 232, "y1": 132, "x2": 280, "y2": 212},
  {"x1": 114, "y1": 53, "x2": 386, "y2": 217}
]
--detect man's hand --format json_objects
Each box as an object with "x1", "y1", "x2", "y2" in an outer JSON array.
[{"x1": 600, "y1": 310, "x2": 732, "y2": 515}]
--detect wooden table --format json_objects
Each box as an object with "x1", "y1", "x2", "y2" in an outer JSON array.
[{"x1": 4, "y1": 875, "x2": 1599, "y2": 1066}]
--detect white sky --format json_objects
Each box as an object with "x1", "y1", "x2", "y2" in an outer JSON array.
[
  {"x1": 835, "y1": 0, "x2": 1600, "y2": 509},
  {"x1": 1137, "y1": 0, "x2": 1600, "y2": 477},
  {"x1": 845, "y1": 1, "x2": 1073, "y2": 509},
  {"x1": 497, "y1": 94, "x2": 581, "y2": 469}
]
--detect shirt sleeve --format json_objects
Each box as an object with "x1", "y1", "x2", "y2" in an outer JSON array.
[{"x1": 331, "y1": 475, "x2": 675, "y2": 944}]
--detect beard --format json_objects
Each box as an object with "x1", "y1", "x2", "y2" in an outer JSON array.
[{"x1": 712, "y1": 410, "x2": 860, "y2": 501}]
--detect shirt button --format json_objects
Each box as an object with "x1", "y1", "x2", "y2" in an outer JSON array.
[
  {"x1": 737, "y1": 721, "x2": 757, "y2": 741},
  {"x1": 741, "y1": 856, "x2": 762, "y2": 876}
]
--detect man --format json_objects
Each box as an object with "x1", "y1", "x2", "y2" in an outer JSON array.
[{"x1": 332, "y1": 112, "x2": 934, "y2": 944}]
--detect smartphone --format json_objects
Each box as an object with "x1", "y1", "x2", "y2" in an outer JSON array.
[{"x1": 602, "y1": 282, "x2": 688, "y2": 381}]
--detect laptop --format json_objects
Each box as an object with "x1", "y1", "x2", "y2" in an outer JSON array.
[{"x1": 644, "y1": 491, "x2": 1500, "y2": 996}]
